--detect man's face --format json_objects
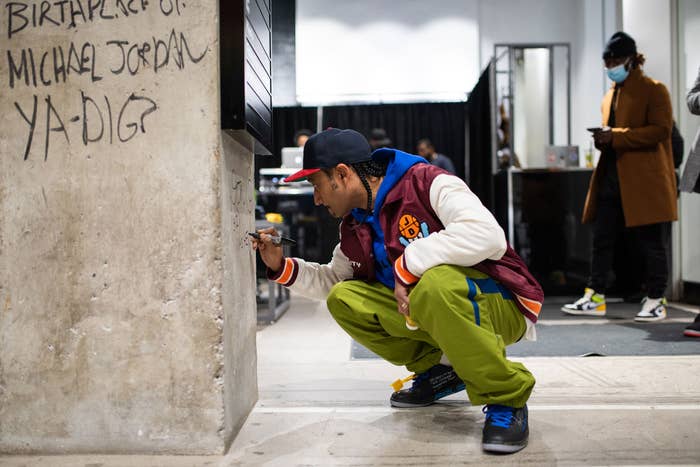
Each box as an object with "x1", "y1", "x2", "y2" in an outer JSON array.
[
  {"x1": 417, "y1": 143, "x2": 431, "y2": 159},
  {"x1": 308, "y1": 169, "x2": 353, "y2": 218}
]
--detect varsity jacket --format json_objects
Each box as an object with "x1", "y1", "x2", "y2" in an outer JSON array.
[{"x1": 269, "y1": 149, "x2": 543, "y2": 323}]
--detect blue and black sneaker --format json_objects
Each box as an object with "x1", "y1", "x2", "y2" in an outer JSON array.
[
  {"x1": 482, "y1": 404, "x2": 529, "y2": 453},
  {"x1": 389, "y1": 364, "x2": 466, "y2": 408}
]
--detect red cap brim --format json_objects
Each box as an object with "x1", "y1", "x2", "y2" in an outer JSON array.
[{"x1": 284, "y1": 168, "x2": 321, "y2": 182}]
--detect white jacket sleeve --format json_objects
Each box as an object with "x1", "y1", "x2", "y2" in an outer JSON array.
[
  {"x1": 270, "y1": 243, "x2": 355, "y2": 301},
  {"x1": 402, "y1": 173, "x2": 507, "y2": 276}
]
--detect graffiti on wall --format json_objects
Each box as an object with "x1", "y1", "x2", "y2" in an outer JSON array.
[{"x1": 2, "y1": 0, "x2": 208, "y2": 161}]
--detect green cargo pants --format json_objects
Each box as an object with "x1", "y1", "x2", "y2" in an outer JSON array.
[{"x1": 326, "y1": 264, "x2": 535, "y2": 408}]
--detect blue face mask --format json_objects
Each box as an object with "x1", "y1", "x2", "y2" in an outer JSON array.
[{"x1": 606, "y1": 62, "x2": 630, "y2": 83}]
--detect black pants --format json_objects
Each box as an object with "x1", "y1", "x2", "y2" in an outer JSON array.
[{"x1": 589, "y1": 186, "x2": 670, "y2": 298}]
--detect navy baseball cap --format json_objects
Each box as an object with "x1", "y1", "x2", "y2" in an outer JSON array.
[{"x1": 284, "y1": 128, "x2": 372, "y2": 182}]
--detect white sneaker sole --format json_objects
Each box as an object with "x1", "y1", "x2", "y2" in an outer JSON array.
[
  {"x1": 561, "y1": 306, "x2": 606, "y2": 317},
  {"x1": 634, "y1": 314, "x2": 666, "y2": 322},
  {"x1": 389, "y1": 399, "x2": 433, "y2": 408},
  {"x1": 482, "y1": 440, "x2": 528, "y2": 454}
]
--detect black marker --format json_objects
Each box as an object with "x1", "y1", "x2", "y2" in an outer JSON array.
[{"x1": 248, "y1": 232, "x2": 297, "y2": 246}]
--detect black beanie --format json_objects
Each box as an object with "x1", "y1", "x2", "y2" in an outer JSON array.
[{"x1": 603, "y1": 31, "x2": 637, "y2": 60}]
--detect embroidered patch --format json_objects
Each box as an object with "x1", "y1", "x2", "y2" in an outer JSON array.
[{"x1": 398, "y1": 214, "x2": 430, "y2": 246}]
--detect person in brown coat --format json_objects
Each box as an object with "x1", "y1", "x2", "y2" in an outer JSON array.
[{"x1": 562, "y1": 32, "x2": 677, "y2": 322}]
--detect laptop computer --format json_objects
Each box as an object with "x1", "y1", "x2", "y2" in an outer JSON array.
[{"x1": 281, "y1": 147, "x2": 304, "y2": 168}]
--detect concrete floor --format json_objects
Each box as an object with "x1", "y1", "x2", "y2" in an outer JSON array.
[{"x1": 2, "y1": 296, "x2": 700, "y2": 466}]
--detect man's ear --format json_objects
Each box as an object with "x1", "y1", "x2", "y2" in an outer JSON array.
[{"x1": 335, "y1": 163, "x2": 352, "y2": 181}]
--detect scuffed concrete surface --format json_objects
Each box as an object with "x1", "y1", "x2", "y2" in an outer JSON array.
[
  {"x1": 0, "y1": 0, "x2": 256, "y2": 454},
  {"x1": 218, "y1": 133, "x2": 258, "y2": 451}
]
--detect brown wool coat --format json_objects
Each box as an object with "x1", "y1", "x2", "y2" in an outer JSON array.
[{"x1": 582, "y1": 68, "x2": 678, "y2": 227}]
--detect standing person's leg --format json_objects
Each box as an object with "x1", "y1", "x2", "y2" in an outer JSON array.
[
  {"x1": 634, "y1": 222, "x2": 671, "y2": 322},
  {"x1": 326, "y1": 280, "x2": 466, "y2": 406},
  {"x1": 590, "y1": 192, "x2": 625, "y2": 293},
  {"x1": 408, "y1": 265, "x2": 533, "y2": 453},
  {"x1": 562, "y1": 188, "x2": 624, "y2": 315}
]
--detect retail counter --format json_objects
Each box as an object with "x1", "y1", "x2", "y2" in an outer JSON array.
[
  {"x1": 495, "y1": 168, "x2": 594, "y2": 294},
  {"x1": 494, "y1": 167, "x2": 646, "y2": 297}
]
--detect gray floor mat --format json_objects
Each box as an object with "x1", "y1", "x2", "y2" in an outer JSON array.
[{"x1": 351, "y1": 298, "x2": 699, "y2": 359}]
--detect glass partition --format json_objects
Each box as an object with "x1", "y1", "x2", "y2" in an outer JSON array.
[{"x1": 493, "y1": 43, "x2": 571, "y2": 170}]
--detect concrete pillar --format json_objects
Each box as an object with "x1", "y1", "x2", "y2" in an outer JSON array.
[{"x1": 0, "y1": 0, "x2": 257, "y2": 454}]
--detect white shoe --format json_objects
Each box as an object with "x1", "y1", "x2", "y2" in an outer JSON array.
[
  {"x1": 561, "y1": 288, "x2": 606, "y2": 316},
  {"x1": 635, "y1": 297, "x2": 667, "y2": 322}
]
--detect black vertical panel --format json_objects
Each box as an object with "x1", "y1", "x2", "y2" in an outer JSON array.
[
  {"x1": 466, "y1": 65, "x2": 493, "y2": 210},
  {"x1": 220, "y1": 0, "x2": 273, "y2": 154},
  {"x1": 321, "y1": 103, "x2": 467, "y2": 180}
]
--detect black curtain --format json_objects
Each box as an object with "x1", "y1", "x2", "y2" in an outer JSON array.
[
  {"x1": 322, "y1": 102, "x2": 467, "y2": 179},
  {"x1": 261, "y1": 102, "x2": 468, "y2": 184},
  {"x1": 271, "y1": 106, "x2": 317, "y2": 163},
  {"x1": 255, "y1": 106, "x2": 317, "y2": 187}
]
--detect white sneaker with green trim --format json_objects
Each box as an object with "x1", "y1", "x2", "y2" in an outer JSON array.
[{"x1": 561, "y1": 288, "x2": 606, "y2": 316}]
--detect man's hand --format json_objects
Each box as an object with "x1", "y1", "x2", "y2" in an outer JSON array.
[
  {"x1": 394, "y1": 279, "x2": 413, "y2": 316},
  {"x1": 593, "y1": 127, "x2": 613, "y2": 148},
  {"x1": 250, "y1": 227, "x2": 284, "y2": 272}
]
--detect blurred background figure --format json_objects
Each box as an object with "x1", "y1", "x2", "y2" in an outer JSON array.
[
  {"x1": 368, "y1": 128, "x2": 392, "y2": 150},
  {"x1": 417, "y1": 138, "x2": 457, "y2": 174},
  {"x1": 294, "y1": 129, "x2": 313, "y2": 147},
  {"x1": 680, "y1": 66, "x2": 700, "y2": 196},
  {"x1": 680, "y1": 65, "x2": 700, "y2": 337},
  {"x1": 497, "y1": 102, "x2": 521, "y2": 169}
]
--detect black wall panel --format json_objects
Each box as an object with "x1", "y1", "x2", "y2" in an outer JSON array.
[{"x1": 221, "y1": 0, "x2": 273, "y2": 153}]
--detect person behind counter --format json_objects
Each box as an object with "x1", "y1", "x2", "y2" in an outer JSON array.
[
  {"x1": 562, "y1": 32, "x2": 677, "y2": 322},
  {"x1": 294, "y1": 129, "x2": 313, "y2": 148},
  {"x1": 417, "y1": 138, "x2": 457, "y2": 174},
  {"x1": 251, "y1": 128, "x2": 543, "y2": 454},
  {"x1": 368, "y1": 128, "x2": 392, "y2": 150}
]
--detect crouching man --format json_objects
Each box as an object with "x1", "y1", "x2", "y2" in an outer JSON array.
[{"x1": 251, "y1": 128, "x2": 543, "y2": 453}]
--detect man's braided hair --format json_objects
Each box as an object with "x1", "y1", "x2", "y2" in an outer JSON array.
[{"x1": 352, "y1": 159, "x2": 388, "y2": 213}]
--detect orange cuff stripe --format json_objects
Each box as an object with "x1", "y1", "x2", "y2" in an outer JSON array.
[
  {"x1": 276, "y1": 258, "x2": 295, "y2": 285},
  {"x1": 516, "y1": 294, "x2": 542, "y2": 316},
  {"x1": 394, "y1": 255, "x2": 420, "y2": 286}
]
